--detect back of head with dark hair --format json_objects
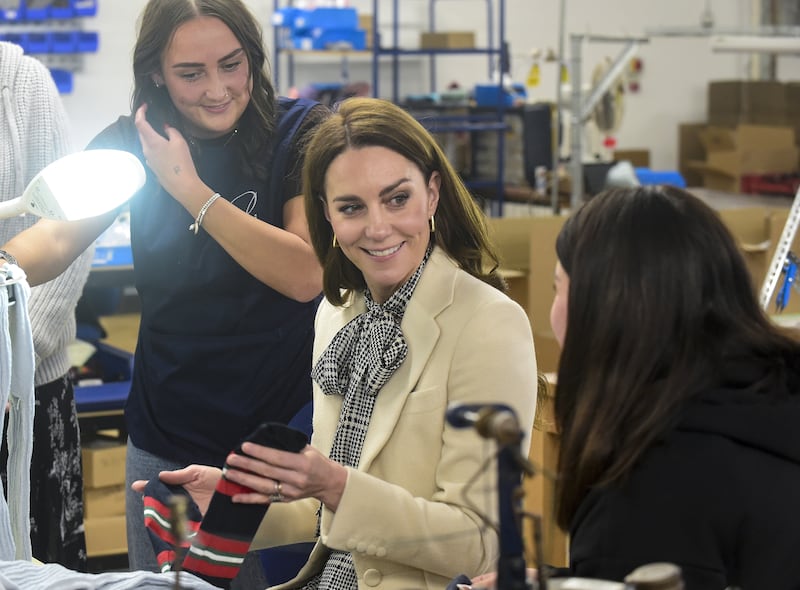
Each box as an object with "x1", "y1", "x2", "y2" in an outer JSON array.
[
  {"x1": 553, "y1": 185, "x2": 800, "y2": 529},
  {"x1": 131, "y1": 0, "x2": 276, "y2": 181},
  {"x1": 302, "y1": 97, "x2": 504, "y2": 305}
]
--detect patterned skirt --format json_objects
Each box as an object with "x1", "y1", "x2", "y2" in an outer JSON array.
[{"x1": 1, "y1": 375, "x2": 87, "y2": 570}]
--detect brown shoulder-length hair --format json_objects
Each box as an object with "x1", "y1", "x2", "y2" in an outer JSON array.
[
  {"x1": 553, "y1": 185, "x2": 800, "y2": 530},
  {"x1": 131, "y1": 0, "x2": 276, "y2": 182},
  {"x1": 303, "y1": 97, "x2": 505, "y2": 305}
]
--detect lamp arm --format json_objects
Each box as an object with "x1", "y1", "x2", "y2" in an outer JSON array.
[{"x1": 0, "y1": 197, "x2": 28, "y2": 220}]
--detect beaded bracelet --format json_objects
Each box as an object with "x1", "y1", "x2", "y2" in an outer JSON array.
[{"x1": 189, "y1": 192, "x2": 222, "y2": 235}]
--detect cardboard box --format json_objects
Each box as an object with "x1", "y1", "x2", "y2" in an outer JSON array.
[
  {"x1": 687, "y1": 125, "x2": 799, "y2": 193},
  {"x1": 717, "y1": 207, "x2": 772, "y2": 285},
  {"x1": 522, "y1": 374, "x2": 568, "y2": 568},
  {"x1": 420, "y1": 31, "x2": 475, "y2": 49},
  {"x1": 84, "y1": 484, "x2": 126, "y2": 519},
  {"x1": 785, "y1": 82, "x2": 800, "y2": 143},
  {"x1": 614, "y1": 148, "x2": 650, "y2": 168},
  {"x1": 708, "y1": 80, "x2": 787, "y2": 128},
  {"x1": 488, "y1": 215, "x2": 567, "y2": 375},
  {"x1": 359, "y1": 14, "x2": 372, "y2": 49},
  {"x1": 678, "y1": 122, "x2": 707, "y2": 188},
  {"x1": 84, "y1": 515, "x2": 127, "y2": 557},
  {"x1": 82, "y1": 439, "x2": 126, "y2": 488}
]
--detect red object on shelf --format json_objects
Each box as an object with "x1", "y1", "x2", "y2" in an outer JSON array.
[{"x1": 740, "y1": 173, "x2": 800, "y2": 196}]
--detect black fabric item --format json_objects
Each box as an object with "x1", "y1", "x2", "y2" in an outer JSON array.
[{"x1": 235, "y1": 422, "x2": 309, "y2": 455}]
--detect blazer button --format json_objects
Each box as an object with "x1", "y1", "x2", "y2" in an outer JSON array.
[
  {"x1": 376, "y1": 546, "x2": 387, "y2": 557},
  {"x1": 346, "y1": 538, "x2": 357, "y2": 550},
  {"x1": 364, "y1": 568, "x2": 383, "y2": 586},
  {"x1": 357, "y1": 542, "x2": 368, "y2": 553}
]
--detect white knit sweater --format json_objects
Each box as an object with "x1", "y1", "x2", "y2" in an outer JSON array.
[{"x1": 0, "y1": 41, "x2": 94, "y2": 386}]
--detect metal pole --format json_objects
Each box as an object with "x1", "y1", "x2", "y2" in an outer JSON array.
[
  {"x1": 569, "y1": 33, "x2": 584, "y2": 210},
  {"x1": 495, "y1": 446, "x2": 527, "y2": 590},
  {"x1": 551, "y1": 0, "x2": 567, "y2": 214},
  {"x1": 579, "y1": 40, "x2": 639, "y2": 122}
]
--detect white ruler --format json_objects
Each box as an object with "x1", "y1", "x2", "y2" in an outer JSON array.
[{"x1": 759, "y1": 184, "x2": 800, "y2": 311}]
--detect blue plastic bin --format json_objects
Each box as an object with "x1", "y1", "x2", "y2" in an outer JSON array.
[
  {"x1": 0, "y1": 4, "x2": 23, "y2": 21},
  {"x1": 272, "y1": 7, "x2": 309, "y2": 32},
  {"x1": 49, "y1": 68, "x2": 73, "y2": 93},
  {"x1": 77, "y1": 30, "x2": 98, "y2": 52},
  {"x1": 473, "y1": 83, "x2": 526, "y2": 107},
  {"x1": 313, "y1": 28, "x2": 366, "y2": 50},
  {"x1": 305, "y1": 7, "x2": 358, "y2": 30},
  {"x1": 72, "y1": 0, "x2": 97, "y2": 17},
  {"x1": 2, "y1": 32, "x2": 28, "y2": 51},
  {"x1": 49, "y1": 1, "x2": 74, "y2": 19},
  {"x1": 50, "y1": 30, "x2": 78, "y2": 53},
  {"x1": 22, "y1": 0, "x2": 49, "y2": 20},
  {"x1": 26, "y1": 32, "x2": 49, "y2": 53},
  {"x1": 634, "y1": 167, "x2": 687, "y2": 188}
]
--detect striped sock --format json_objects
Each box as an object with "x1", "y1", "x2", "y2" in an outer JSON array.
[
  {"x1": 143, "y1": 481, "x2": 202, "y2": 574},
  {"x1": 143, "y1": 423, "x2": 309, "y2": 588}
]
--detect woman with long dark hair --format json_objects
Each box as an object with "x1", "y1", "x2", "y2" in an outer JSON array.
[{"x1": 552, "y1": 186, "x2": 800, "y2": 589}]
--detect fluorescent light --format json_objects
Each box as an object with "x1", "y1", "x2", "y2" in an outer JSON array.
[{"x1": 710, "y1": 35, "x2": 800, "y2": 54}]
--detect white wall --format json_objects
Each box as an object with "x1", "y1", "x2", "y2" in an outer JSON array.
[{"x1": 61, "y1": 0, "x2": 800, "y2": 171}]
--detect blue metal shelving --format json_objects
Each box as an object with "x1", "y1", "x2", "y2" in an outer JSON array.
[
  {"x1": 0, "y1": 0, "x2": 99, "y2": 94},
  {"x1": 370, "y1": 0, "x2": 510, "y2": 215},
  {"x1": 271, "y1": 0, "x2": 511, "y2": 215}
]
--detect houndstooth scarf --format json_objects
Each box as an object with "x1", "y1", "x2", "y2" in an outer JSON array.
[{"x1": 305, "y1": 244, "x2": 433, "y2": 590}]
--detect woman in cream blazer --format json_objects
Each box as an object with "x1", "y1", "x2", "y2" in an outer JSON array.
[{"x1": 253, "y1": 246, "x2": 538, "y2": 589}]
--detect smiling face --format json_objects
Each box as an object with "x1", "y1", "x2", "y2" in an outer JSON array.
[
  {"x1": 550, "y1": 260, "x2": 569, "y2": 348},
  {"x1": 154, "y1": 16, "x2": 252, "y2": 139},
  {"x1": 323, "y1": 145, "x2": 440, "y2": 304}
]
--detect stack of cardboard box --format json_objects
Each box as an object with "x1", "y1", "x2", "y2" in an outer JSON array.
[
  {"x1": 686, "y1": 125, "x2": 799, "y2": 193},
  {"x1": 82, "y1": 435, "x2": 127, "y2": 557},
  {"x1": 678, "y1": 80, "x2": 800, "y2": 193}
]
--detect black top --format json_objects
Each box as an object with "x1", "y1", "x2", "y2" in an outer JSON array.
[
  {"x1": 568, "y1": 355, "x2": 800, "y2": 589},
  {"x1": 87, "y1": 98, "x2": 324, "y2": 465}
]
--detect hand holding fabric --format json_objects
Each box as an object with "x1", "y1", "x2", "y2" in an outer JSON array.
[
  {"x1": 224, "y1": 441, "x2": 348, "y2": 512},
  {"x1": 132, "y1": 465, "x2": 221, "y2": 517}
]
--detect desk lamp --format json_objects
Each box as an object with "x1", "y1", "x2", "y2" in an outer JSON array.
[{"x1": 0, "y1": 149, "x2": 146, "y2": 221}]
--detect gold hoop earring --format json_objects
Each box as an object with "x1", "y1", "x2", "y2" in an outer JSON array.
[
  {"x1": 429, "y1": 216, "x2": 436, "y2": 232},
  {"x1": 332, "y1": 234, "x2": 338, "y2": 248}
]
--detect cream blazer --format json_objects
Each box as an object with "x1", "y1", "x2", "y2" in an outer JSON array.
[{"x1": 253, "y1": 247, "x2": 538, "y2": 589}]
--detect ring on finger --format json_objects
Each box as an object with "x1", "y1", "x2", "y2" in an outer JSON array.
[{"x1": 270, "y1": 480, "x2": 284, "y2": 502}]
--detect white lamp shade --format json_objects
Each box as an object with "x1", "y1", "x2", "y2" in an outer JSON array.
[{"x1": 0, "y1": 149, "x2": 146, "y2": 221}]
